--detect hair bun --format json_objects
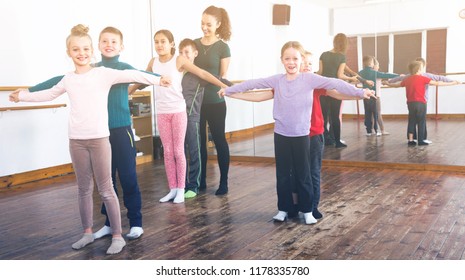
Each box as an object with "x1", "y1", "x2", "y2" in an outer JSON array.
[{"x1": 71, "y1": 24, "x2": 90, "y2": 36}]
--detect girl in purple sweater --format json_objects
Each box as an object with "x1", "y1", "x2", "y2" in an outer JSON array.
[{"x1": 219, "y1": 41, "x2": 374, "y2": 224}]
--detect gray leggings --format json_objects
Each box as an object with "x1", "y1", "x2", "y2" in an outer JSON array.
[{"x1": 69, "y1": 138, "x2": 122, "y2": 235}]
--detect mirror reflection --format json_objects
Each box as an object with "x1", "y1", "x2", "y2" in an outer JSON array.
[{"x1": 211, "y1": 1, "x2": 465, "y2": 168}]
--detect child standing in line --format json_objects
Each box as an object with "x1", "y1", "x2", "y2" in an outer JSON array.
[
  {"x1": 178, "y1": 38, "x2": 232, "y2": 199},
  {"x1": 291, "y1": 51, "x2": 372, "y2": 220},
  {"x1": 131, "y1": 30, "x2": 229, "y2": 204},
  {"x1": 387, "y1": 57, "x2": 459, "y2": 143},
  {"x1": 385, "y1": 61, "x2": 459, "y2": 146},
  {"x1": 24, "y1": 26, "x2": 147, "y2": 241},
  {"x1": 371, "y1": 57, "x2": 391, "y2": 135},
  {"x1": 358, "y1": 55, "x2": 399, "y2": 136},
  {"x1": 219, "y1": 41, "x2": 374, "y2": 224},
  {"x1": 9, "y1": 24, "x2": 170, "y2": 254}
]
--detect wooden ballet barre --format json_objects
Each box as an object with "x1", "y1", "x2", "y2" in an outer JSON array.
[
  {"x1": 0, "y1": 86, "x2": 29, "y2": 91},
  {"x1": 0, "y1": 104, "x2": 67, "y2": 112}
]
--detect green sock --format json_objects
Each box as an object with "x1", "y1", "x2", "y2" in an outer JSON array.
[{"x1": 184, "y1": 190, "x2": 197, "y2": 199}]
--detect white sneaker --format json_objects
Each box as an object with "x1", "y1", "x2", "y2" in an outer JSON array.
[
  {"x1": 93, "y1": 225, "x2": 112, "y2": 239},
  {"x1": 423, "y1": 139, "x2": 433, "y2": 144},
  {"x1": 376, "y1": 132, "x2": 382, "y2": 136},
  {"x1": 273, "y1": 211, "x2": 288, "y2": 222},
  {"x1": 303, "y1": 212, "x2": 317, "y2": 224},
  {"x1": 126, "y1": 227, "x2": 144, "y2": 240},
  {"x1": 366, "y1": 133, "x2": 372, "y2": 136}
]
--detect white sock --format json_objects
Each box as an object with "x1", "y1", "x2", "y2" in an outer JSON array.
[
  {"x1": 93, "y1": 225, "x2": 112, "y2": 239},
  {"x1": 303, "y1": 212, "x2": 317, "y2": 225},
  {"x1": 173, "y1": 188, "x2": 185, "y2": 203},
  {"x1": 159, "y1": 189, "x2": 177, "y2": 202},
  {"x1": 106, "y1": 237, "x2": 126, "y2": 255},
  {"x1": 126, "y1": 227, "x2": 144, "y2": 240},
  {"x1": 273, "y1": 211, "x2": 288, "y2": 222},
  {"x1": 72, "y1": 233, "x2": 94, "y2": 250}
]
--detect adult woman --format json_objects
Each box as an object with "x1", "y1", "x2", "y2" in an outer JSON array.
[
  {"x1": 317, "y1": 33, "x2": 359, "y2": 148},
  {"x1": 194, "y1": 5, "x2": 232, "y2": 195}
]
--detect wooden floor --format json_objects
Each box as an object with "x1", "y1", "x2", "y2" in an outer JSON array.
[{"x1": 2, "y1": 118, "x2": 465, "y2": 260}]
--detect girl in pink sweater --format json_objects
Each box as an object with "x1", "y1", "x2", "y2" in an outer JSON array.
[{"x1": 10, "y1": 24, "x2": 170, "y2": 255}]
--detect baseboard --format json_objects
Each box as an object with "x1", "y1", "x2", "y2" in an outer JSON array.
[
  {"x1": 0, "y1": 163, "x2": 74, "y2": 190},
  {"x1": 342, "y1": 113, "x2": 465, "y2": 120}
]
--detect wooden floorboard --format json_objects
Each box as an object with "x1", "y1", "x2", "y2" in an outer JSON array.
[
  {"x1": 2, "y1": 159, "x2": 465, "y2": 260},
  {"x1": 2, "y1": 118, "x2": 465, "y2": 260}
]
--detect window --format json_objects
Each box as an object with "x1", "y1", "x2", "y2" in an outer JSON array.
[
  {"x1": 350, "y1": 29, "x2": 447, "y2": 75},
  {"x1": 393, "y1": 33, "x2": 422, "y2": 74}
]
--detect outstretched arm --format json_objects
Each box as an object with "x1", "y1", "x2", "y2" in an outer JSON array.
[
  {"x1": 430, "y1": 80, "x2": 462, "y2": 86},
  {"x1": 326, "y1": 88, "x2": 376, "y2": 100},
  {"x1": 383, "y1": 80, "x2": 402, "y2": 88},
  {"x1": 338, "y1": 63, "x2": 359, "y2": 83},
  {"x1": 179, "y1": 56, "x2": 228, "y2": 88},
  {"x1": 219, "y1": 88, "x2": 274, "y2": 102}
]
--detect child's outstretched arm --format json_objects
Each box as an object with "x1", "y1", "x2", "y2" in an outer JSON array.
[
  {"x1": 382, "y1": 80, "x2": 402, "y2": 88},
  {"x1": 178, "y1": 56, "x2": 229, "y2": 88},
  {"x1": 326, "y1": 88, "x2": 375, "y2": 100},
  {"x1": 430, "y1": 80, "x2": 462, "y2": 86},
  {"x1": 220, "y1": 88, "x2": 274, "y2": 102}
]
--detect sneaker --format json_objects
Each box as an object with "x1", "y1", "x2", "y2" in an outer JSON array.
[
  {"x1": 376, "y1": 132, "x2": 382, "y2": 136},
  {"x1": 126, "y1": 227, "x2": 144, "y2": 240},
  {"x1": 418, "y1": 141, "x2": 429, "y2": 146},
  {"x1": 93, "y1": 225, "x2": 111, "y2": 239},
  {"x1": 273, "y1": 211, "x2": 288, "y2": 222},
  {"x1": 408, "y1": 141, "x2": 416, "y2": 146},
  {"x1": 303, "y1": 213, "x2": 317, "y2": 224},
  {"x1": 423, "y1": 139, "x2": 433, "y2": 144},
  {"x1": 366, "y1": 132, "x2": 372, "y2": 136}
]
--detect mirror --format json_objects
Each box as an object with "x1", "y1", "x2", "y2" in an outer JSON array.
[{"x1": 215, "y1": 1, "x2": 465, "y2": 169}]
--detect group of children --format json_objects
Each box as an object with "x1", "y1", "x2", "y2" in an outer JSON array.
[
  {"x1": 9, "y1": 17, "x2": 461, "y2": 257},
  {"x1": 8, "y1": 19, "x2": 230, "y2": 255},
  {"x1": 358, "y1": 56, "x2": 461, "y2": 145}
]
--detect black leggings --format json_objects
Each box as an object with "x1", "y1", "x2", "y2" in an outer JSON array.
[
  {"x1": 320, "y1": 96, "x2": 342, "y2": 144},
  {"x1": 200, "y1": 102, "x2": 230, "y2": 187}
]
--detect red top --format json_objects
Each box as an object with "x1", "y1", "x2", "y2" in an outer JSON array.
[
  {"x1": 310, "y1": 88, "x2": 325, "y2": 136},
  {"x1": 401, "y1": 75, "x2": 431, "y2": 104}
]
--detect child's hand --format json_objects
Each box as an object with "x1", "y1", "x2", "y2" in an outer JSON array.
[
  {"x1": 365, "y1": 80, "x2": 374, "y2": 87},
  {"x1": 218, "y1": 88, "x2": 226, "y2": 97},
  {"x1": 362, "y1": 89, "x2": 376, "y2": 100},
  {"x1": 160, "y1": 76, "x2": 171, "y2": 87},
  {"x1": 9, "y1": 89, "x2": 25, "y2": 103}
]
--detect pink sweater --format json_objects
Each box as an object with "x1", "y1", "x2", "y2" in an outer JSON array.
[{"x1": 19, "y1": 67, "x2": 161, "y2": 139}]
